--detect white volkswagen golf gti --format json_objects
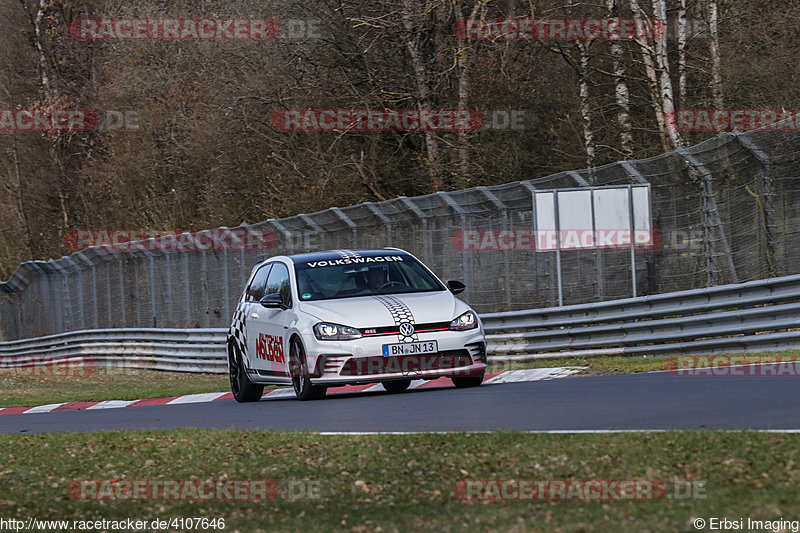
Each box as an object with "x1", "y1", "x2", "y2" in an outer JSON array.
[{"x1": 227, "y1": 248, "x2": 487, "y2": 401}]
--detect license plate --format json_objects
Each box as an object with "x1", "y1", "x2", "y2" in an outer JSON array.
[{"x1": 382, "y1": 340, "x2": 438, "y2": 357}]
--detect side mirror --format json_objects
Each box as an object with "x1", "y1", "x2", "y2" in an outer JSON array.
[
  {"x1": 260, "y1": 293, "x2": 287, "y2": 309},
  {"x1": 446, "y1": 280, "x2": 466, "y2": 295}
]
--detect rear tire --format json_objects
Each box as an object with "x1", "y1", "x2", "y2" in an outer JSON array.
[
  {"x1": 382, "y1": 379, "x2": 411, "y2": 393},
  {"x1": 229, "y1": 343, "x2": 264, "y2": 402},
  {"x1": 290, "y1": 338, "x2": 327, "y2": 401},
  {"x1": 451, "y1": 373, "x2": 485, "y2": 388}
]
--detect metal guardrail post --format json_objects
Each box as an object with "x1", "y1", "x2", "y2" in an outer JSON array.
[
  {"x1": 182, "y1": 252, "x2": 191, "y2": 328},
  {"x1": 589, "y1": 186, "x2": 605, "y2": 300},
  {"x1": 50, "y1": 262, "x2": 64, "y2": 334},
  {"x1": 519, "y1": 181, "x2": 543, "y2": 307},
  {"x1": 116, "y1": 255, "x2": 125, "y2": 328},
  {"x1": 62, "y1": 257, "x2": 83, "y2": 331},
  {"x1": 299, "y1": 214, "x2": 325, "y2": 251},
  {"x1": 553, "y1": 192, "x2": 563, "y2": 306},
  {"x1": 436, "y1": 191, "x2": 471, "y2": 295},
  {"x1": 201, "y1": 245, "x2": 211, "y2": 328},
  {"x1": 627, "y1": 185, "x2": 637, "y2": 297},
  {"x1": 477, "y1": 187, "x2": 512, "y2": 310},
  {"x1": 398, "y1": 196, "x2": 430, "y2": 264},
  {"x1": 163, "y1": 252, "x2": 173, "y2": 327},
  {"x1": 678, "y1": 148, "x2": 739, "y2": 284},
  {"x1": 364, "y1": 202, "x2": 392, "y2": 249},
  {"x1": 731, "y1": 131, "x2": 778, "y2": 277},
  {"x1": 148, "y1": 254, "x2": 158, "y2": 327},
  {"x1": 618, "y1": 161, "x2": 650, "y2": 185},
  {"x1": 331, "y1": 207, "x2": 357, "y2": 248},
  {"x1": 567, "y1": 171, "x2": 590, "y2": 187},
  {"x1": 220, "y1": 248, "x2": 230, "y2": 326},
  {"x1": 267, "y1": 219, "x2": 294, "y2": 255}
]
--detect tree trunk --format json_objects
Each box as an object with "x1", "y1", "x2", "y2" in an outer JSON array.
[
  {"x1": 576, "y1": 39, "x2": 596, "y2": 171},
  {"x1": 606, "y1": 0, "x2": 634, "y2": 158},
  {"x1": 677, "y1": 0, "x2": 688, "y2": 105},
  {"x1": 401, "y1": 0, "x2": 440, "y2": 191},
  {"x1": 651, "y1": 0, "x2": 683, "y2": 149},
  {"x1": 31, "y1": 0, "x2": 50, "y2": 90},
  {"x1": 629, "y1": 0, "x2": 683, "y2": 151},
  {"x1": 454, "y1": 0, "x2": 485, "y2": 187},
  {"x1": 709, "y1": 0, "x2": 724, "y2": 110},
  {"x1": 10, "y1": 135, "x2": 34, "y2": 255}
]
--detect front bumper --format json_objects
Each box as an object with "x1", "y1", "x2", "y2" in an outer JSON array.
[{"x1": 302, "y1": 329, "x2": 487, "y2": 386}]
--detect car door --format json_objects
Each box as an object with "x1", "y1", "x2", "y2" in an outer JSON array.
[
  {"x1": 251, "y1": 261, "x2": 293, "y2": 377},
  {"x1": 244, "y1": 263, "x2": 272, "y2": 372}
]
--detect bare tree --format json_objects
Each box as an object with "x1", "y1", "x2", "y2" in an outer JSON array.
[
  {"x1": 630, "y1": 0, "x2": 683, "y2": 151},
  {"x1": 401, "y1": 0, "x2": 441, "y2": 191},
  {"x1": 606, "y1": 0, "x2": 634, "y2": 158},
  {"x1": 708, "y1": 0, "x2": 723, "y2": 110},
  {"x1": 452, "y1": 0, "x2": 487, "y2": 186},
  {"x1": 677, "y1": 0, "x2": 688, "y2": 105},
  {"x1": 575, "y1": 39, "x2": 596, "y2": 170},
  {"x1": 15, "y1": 0, "x2": 50, "y2": 91}
]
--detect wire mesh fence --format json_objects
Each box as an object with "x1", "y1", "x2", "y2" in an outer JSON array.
[{"x1": 1, "y1": 128, "x2": 799, "y2": 341}]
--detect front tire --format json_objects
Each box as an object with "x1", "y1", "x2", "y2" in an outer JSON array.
[
  {"x1": 451, "y1": 373, "x2": 485, "y2": 388},
  {"x1": 229, "y1": 343, "x2": 264, "y2": 402},
  {"x1": 290, "y1": 338, "x2": 327, "y2": 401},
  {"x1": 382, "y1": 379, "x2": 411, "y2": 393}
]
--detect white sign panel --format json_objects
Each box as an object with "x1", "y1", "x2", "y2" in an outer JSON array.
[{"x1": 534, "y1": 186, "x2": 651, "y2": 251}]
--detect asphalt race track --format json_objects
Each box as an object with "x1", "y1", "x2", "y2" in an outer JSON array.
[{"x1": 2, "y1": 367, "x2": 799, "y2": 434}]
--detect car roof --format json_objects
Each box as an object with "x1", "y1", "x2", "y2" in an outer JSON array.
[{"x1": 288, "y1": 249, "x2": 411, "y2": 264}]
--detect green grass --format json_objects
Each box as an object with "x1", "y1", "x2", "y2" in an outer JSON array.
[
  {"x1": 0, "y1": 430, "x2": 797, "y2": 532},
  {"x1": 488, "y1": 355, "x2": 666, "y2": 375},
  {"x1": 0, "y1": 368, "x2": 231, "y2": 407},
  {"x1": 488, "y1": 350, "x2": 800, "y2": 377}
]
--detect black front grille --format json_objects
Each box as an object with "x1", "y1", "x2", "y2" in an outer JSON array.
[
  {"x1": 339, "y1": 350, "x2": 472, "y2": 376},
  {"x1": 359, "y1": 321, "x2": 451, "y2": 337}
]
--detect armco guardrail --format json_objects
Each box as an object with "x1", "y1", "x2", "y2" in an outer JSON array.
[
  {"x1": 2, "y1": 274, "x2": 800, "y2": 372},
  {"x1": 0, "y1": 328, "x2": 227, "y2": 374},
  {"x1": 483, "y1": 274, "x2": 800, "y2": 359}
]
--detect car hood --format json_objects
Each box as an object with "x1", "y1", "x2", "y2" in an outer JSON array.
[{"x1": 298, "y1": 291, "x2": 468, "y2": 328}]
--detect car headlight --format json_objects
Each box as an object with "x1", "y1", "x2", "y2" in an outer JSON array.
[
  {"x1": 313, "y1": 322, "x2": 363, "y2": 341},
  {"x1": 449, "y1": 311, "x2": 478, "y2": 331}
]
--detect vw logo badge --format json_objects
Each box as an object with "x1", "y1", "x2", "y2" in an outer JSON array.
[{"x1": 399, "y1": 322, "x2": 415, "y2": 336}]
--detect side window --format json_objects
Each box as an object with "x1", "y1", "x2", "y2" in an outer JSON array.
[
  {"x1": 265, "y1": 263, "x2": 292, "y2": 307},
  {"x1": 246, "y1": 264, "x2": 272, "y2": 301}
]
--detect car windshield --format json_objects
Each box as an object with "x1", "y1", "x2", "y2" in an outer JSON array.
[{"x1": 294, "y1": 254, "x2": 445, "y2": 301}]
